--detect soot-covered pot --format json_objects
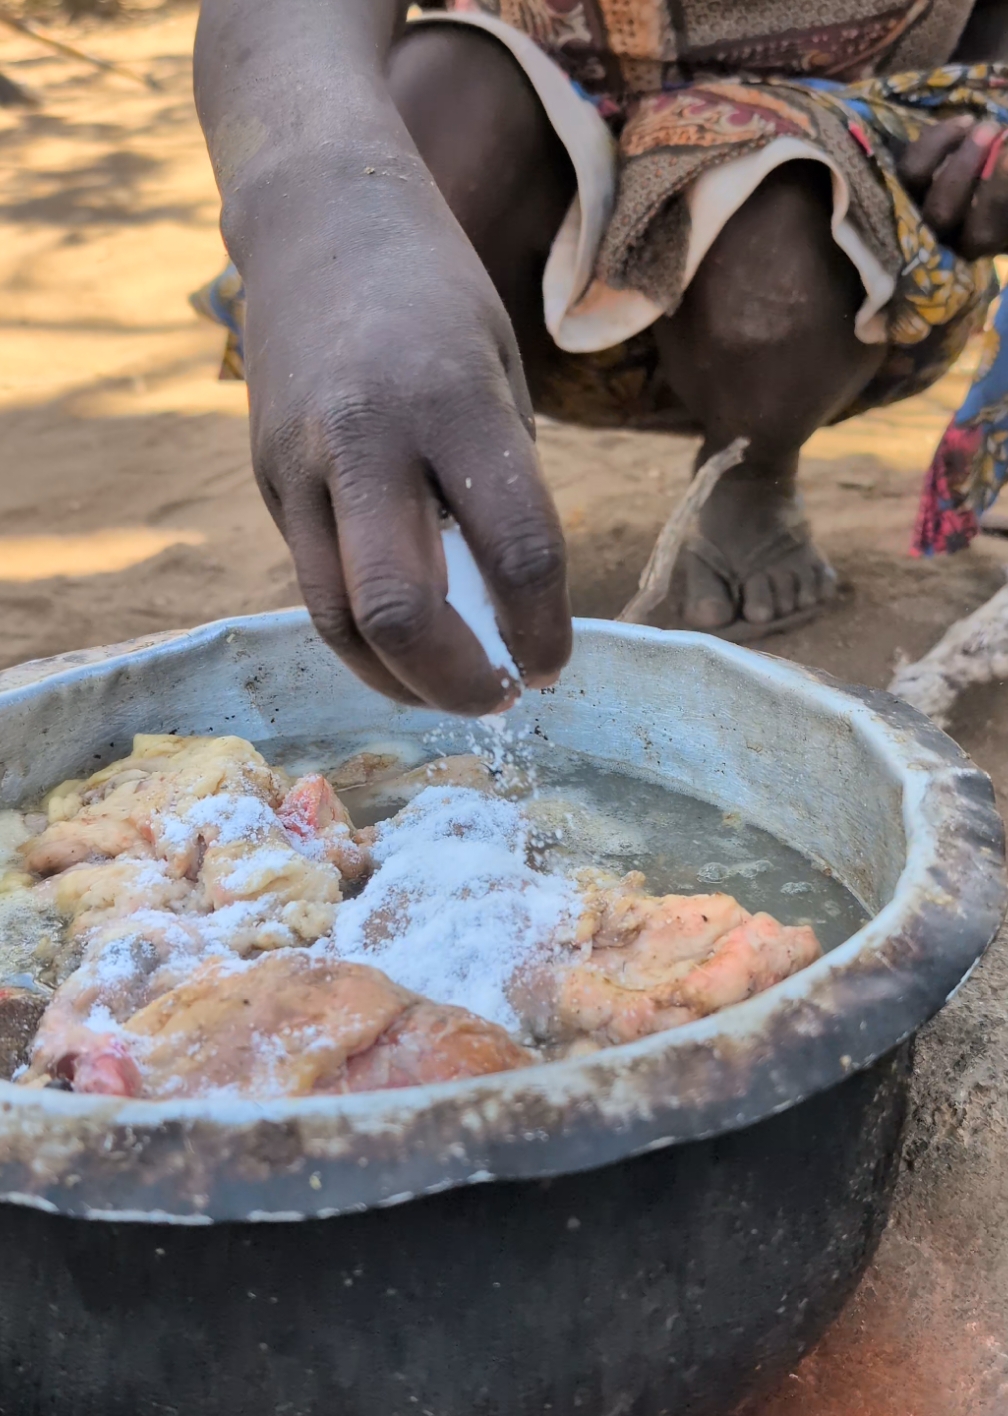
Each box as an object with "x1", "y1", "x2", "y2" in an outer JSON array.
[{"x1": 0, "y1": 615, "x2": 1001, "y2": 1416}]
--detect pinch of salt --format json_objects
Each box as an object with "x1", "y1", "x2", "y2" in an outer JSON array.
[{"x1": 441, "y1": 523, "x2": 520, "y2": 682}]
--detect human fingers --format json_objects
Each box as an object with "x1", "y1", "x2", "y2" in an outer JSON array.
[
  {"x1": 960, "y1": 130, "x2": 1008, "y2": 259},
  {"x1": 431, "y1": 384, "x2": 571, "y2": 690},
  {"x1": 264, "y1": 470, "x2": 424, "y2": 706},
  {"x1": 922, "y1": 120, "x2": 1003, "y2": 238},
  {"x1": 898, "y1": 115, "x2": 976, "y2": 198},
  {"x1": 328, "y1": 434, "x2": 521, "y2": 716}
]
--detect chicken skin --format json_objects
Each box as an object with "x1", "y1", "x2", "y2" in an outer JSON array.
[
  {"x1": 516, "y1": 872, "x2": 822, "y2": 1048},
  {"x1": 86, "y1": 953, "x2": 533, "y2": 1100},
  {"x1": 11, "y1": 737, "x2": 826, "y2": 1099},
  {"x1": 23, "y1": 734, "x2": 288, "y2": 878}
]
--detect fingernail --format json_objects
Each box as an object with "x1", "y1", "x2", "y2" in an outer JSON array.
[
  {"x1": 981, "y1": 130, "x2": 1008, "y2": 180},
  {"x1": 972, "y1": 121, "x2": 1002, "y2": 148}
]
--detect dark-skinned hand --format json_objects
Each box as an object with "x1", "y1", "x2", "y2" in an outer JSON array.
[
  {"x1": 898, "y1": 114, "x2": 1008, "y2": 259},
  {"x1": 238, "y1": 167, "x2": 571, "y2": 718}
]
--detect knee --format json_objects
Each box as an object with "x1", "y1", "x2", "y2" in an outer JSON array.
[
  {"x1": 657, "y1": 163, "x2": 885, "y2": 447},
  {"x1": 684, "y1": 162, "x2": 864, "y2": 357}
]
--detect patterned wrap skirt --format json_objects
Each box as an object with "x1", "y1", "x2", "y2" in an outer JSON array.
[{"x1": 192, "y1": 1, "x2": 1008, "y2": 553}]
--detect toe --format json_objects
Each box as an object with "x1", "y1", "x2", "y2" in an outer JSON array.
[
  {"x1": 741, "y1": 571, "x2": 776, "y2": 625},
  {"x1": 746, "y1": 553, "x2": 830, "y2": 625},
  {"x1": 795, "y1": 559, "x2": 819, "y2": 611},
  {"x1": 768, "y1": 565, "x2": 798, "y2": 618},
  {"x1": 683, "y1": 551, "x2": 736, "y2": 629}
]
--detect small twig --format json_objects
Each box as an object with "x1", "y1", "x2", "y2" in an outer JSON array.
[
  {"x1": 0, "y1": 10, "x2": 161, "y2": 90},
  {"x1": 618, "y1": 436, "x2": 749, "y2": 625}
]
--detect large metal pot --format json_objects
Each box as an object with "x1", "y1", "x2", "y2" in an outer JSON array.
[{"x1": 0, "y1": 614, "x2": 1001, "y2": 1416}]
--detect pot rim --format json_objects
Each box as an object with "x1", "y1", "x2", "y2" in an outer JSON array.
[{"x1": 0, "y1": 612, "x2": 1002, "y2": 1224}]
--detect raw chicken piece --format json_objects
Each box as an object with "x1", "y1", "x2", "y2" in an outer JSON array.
[
  {"x1": 38, "y1": 858, "x2": 195, "y2": 935},
  {"x1": 24, "y1": 735, "x2": 288, "y2": 878},
  {"x1": 123, "y1": 954, "x2": 409, "y2": 1097},
  {"x1": 344, "y1": 1001, "x2": 533, "y2": 1091},
  {"x1": 330, "y1": 750, "x2": 418, "y2": 792},
  {"x1": 573, "y1": 871, "x2": 748, "y2": 962},
  {"x1": 673, "y1": 912, "x2": 822, "y2": 1017},
  {"x1": 343, "y1": 754, "x2": 528, "y2": 816},
  {"x1": 279, "y1": 774, "x2": 353, "y2": 837},
  {"x1": 516, "y1": 873, "x2": 822, "y2": 1047},
  {"x1": 95, "y1": 734, "x2": 284, "y2": 803},
  {"x1": 24, "y1": 910, "x2": 211, "y2": 1085},
  {"x1": 127, "y1": 735, "x2": 289, "y2": 876},
  {"x1": 43, "y1": 780, "x2": 86, "y2": 824},
  {"x1": 538, "y1": 969, "x2": 696, "y2": 1047},
  {"x1": 120, "y1": 953, "x2": 531, "y2": 1099},
  {"x1": 388, "y1": 755, "x2": 496, "y2": 794},
  {"x1": 278, "y1": 775, "x2": 374, "y2": 881},
  {"x1": 23, "y1": 1040, "x2": 143, "y2": 1098},
  {"x1": 61, "y1": 1044, "x2": 142, "y2": 1098},
  {"x1": 22, "y1": 795, "x2": 151, "y2": 876},
  {"x1": 200, "y1": 838, "x2": 341, "y2": 909},
  {"x1": 200, "y1": 882, "x2": 340, "y2": 953}
]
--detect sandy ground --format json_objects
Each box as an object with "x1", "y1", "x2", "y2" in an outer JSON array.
[{"x1": 3, "y1": 9, "x2": 1008, "y2": 1413}]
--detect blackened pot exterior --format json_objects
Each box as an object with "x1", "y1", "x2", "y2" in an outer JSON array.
[{"x1": 0, "y1": 1047, "x2": 909, "y2": 1416}]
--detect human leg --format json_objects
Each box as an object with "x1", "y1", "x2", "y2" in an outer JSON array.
[
  {"x1": 390, "y1": 44, "x2": 886, "y2": 636},
  {"x1": 656, "y1": 162, "x2": 886, "y2": 633}
]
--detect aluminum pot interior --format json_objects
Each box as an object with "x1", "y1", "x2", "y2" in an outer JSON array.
[{"x1": 0, "y1": 613, "x2": 1001, "y2": 1223}]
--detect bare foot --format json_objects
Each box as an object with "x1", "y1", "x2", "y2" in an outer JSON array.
[{"x1": 681, "y1": 467, "x2": 836, "y2": 637}]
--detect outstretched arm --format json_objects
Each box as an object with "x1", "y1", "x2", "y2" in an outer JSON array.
[{"x1": 193, "y1": 1, "x2": 570, "y2": 714}]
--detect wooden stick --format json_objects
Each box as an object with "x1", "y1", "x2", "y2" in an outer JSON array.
[
  {"x1": 0, "y1": 10, "x2": 161, "y2": 90},
  {"x1": 617, "y1": 436, "x2": 749, "y2": 625},
  {"x1": 888, "y1": 575, "x2": 1008, "y2": 727}
]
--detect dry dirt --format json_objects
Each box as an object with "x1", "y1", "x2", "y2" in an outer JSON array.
[{"x1": 3, "y1": 9, "x2": 1008, "y2": 1413}]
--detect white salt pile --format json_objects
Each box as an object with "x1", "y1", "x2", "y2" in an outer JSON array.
[
  {"x1": 329, "y1": 785, "x2": 578, "y2": 1032},
  {"x1": 159, "y1": 793, "x2": 278, "y2": 850}
]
